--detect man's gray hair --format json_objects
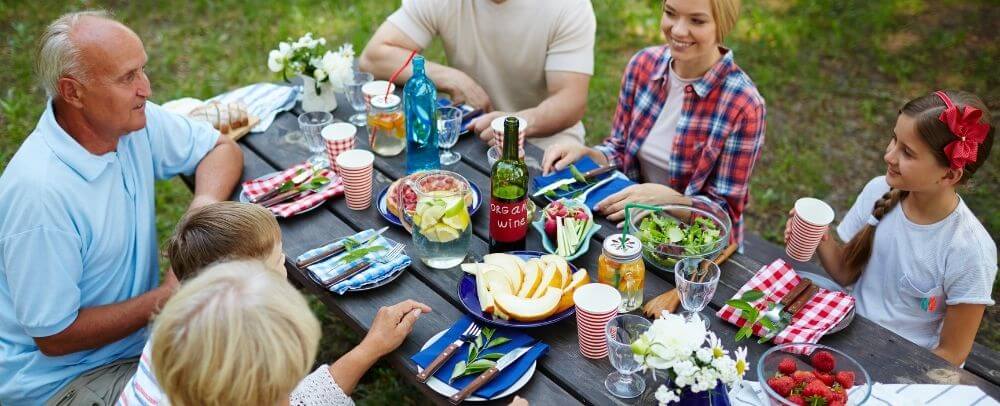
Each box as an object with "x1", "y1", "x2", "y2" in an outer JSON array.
[{"x1": 35, "y1": 10, "x2": 111, "y2": 97}]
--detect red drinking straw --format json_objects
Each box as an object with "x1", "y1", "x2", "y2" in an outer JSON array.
[{"x1": 386, "y1": 49, "x2": 418, "y2": 99}]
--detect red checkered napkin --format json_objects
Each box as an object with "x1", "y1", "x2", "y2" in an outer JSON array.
[
  {"x1": 716, "y1": 259, "x2": 855, "y2": 344},
  {"x1": 241, "y1": 164, "x2": 345, "y2": 218},
  {"x1": 241, "y1": 162, "x2": 312, "y2": 201}
]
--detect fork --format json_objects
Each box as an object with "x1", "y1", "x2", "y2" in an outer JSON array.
[
  {"x1": 321, "y1": 242, "x2": 405, "y2": 287},
  {"x1": 417, "y1": 322, "x2": 482, "y2": 382},
  {"x1": 572, "y1": 171, "x2": 623, "y2": 204}
]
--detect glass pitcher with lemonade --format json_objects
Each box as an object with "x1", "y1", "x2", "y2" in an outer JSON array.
[{"x1": 397, "y1": 170, "x2": 472, "y2": 269}]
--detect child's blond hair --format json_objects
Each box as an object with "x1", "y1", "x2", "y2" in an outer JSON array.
[
  {"x1": 165, "y1": 201, "x2": 280, "y2": 280},
  {"x1": 151, "y1": 260, "x2": 320, "y2": 406}
]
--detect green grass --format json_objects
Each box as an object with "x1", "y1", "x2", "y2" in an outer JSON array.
[{"x1": 1, "y1": 0, "x2": 996, "y2": 399}]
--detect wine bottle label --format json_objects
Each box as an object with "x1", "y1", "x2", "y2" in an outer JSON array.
[{"x1": 489, "y1": 198, "x2": 528, "y2": 242}]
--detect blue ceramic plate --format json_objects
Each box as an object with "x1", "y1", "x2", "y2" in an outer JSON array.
[
  {"x1": 376, "y1": 181, "x2": 482, "y2": 227},
  {"x1": 458, "y1": 250, "x2": 576, "y2": 328},
  {"x1": 531, "y1": 200, "x2": 601, "y2": 261}
]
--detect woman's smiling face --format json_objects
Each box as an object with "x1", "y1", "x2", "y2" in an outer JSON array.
[{"x1": 661, "y1": 0, "x2": 719, "y2": 63}]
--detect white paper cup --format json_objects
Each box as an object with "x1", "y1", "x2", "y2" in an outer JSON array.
[
  {"x1": 362, "y1": 81, "x2": 396, "y2": 104},
  {"x1": 785, "y1": 198, "x2": 835, "y2": 262}
]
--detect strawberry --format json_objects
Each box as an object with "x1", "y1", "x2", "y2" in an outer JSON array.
[
  {"x1": 828, "y1": 401, "x2": 845, "y2": 406},
  {"x1": 786, "y1": 394, "x2": 807, "y2": 406},
  {"x1": 778, "y1": 357, "x2": 797, "y2": 375},
  {"x1": 811, "y1": 350, "x2": 837, "y2": 372},
  {"x1": 813, "y1": 370, "x2": 835, "y2": 386},
  {"x1": 803, "y1": 380, "x2": 831, "y2": 399},
  {"x1": 835, "y1": 371, "x2": 855, "y2": 389},
  {"x1": 828, "y1": 389, "x2": 846, "y2": 403},
  {"x1": 792, "y1": 370, "x2": 817, "y2": 384},
  {"x1": 767, "y1": 375, "x2": 796, "y2": 396}
]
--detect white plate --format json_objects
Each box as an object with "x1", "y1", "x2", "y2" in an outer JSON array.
[
  {"x1": 799, "y1": 271, "x2": 855, "y2": 334},
  {"x1": 417, "y1": 329, "x2": 536, "y2": 402},
  {"x1": 239, "y1": 170, "x2": 336, "y2": 217}
]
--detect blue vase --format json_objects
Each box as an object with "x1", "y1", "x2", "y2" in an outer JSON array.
[
  {"x1": 403, "y1": 55, "x2": 440, "y2": 174},
  {"x1": 659, "y1": 381, "x2": 731, "y2": 406}
]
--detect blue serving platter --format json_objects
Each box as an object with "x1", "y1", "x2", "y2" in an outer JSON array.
[{"x1": 458, "y1": 250, "x2": 577, "y2": 328}]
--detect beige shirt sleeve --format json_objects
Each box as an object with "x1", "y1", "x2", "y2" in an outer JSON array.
[
  {"x1": 545, "y1": 0, "x2": 596, "y2": 75},
  {"x1": 386, "y1": 0, "x2": 445, "y2": 49}
]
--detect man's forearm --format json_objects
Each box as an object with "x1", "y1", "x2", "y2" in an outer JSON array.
[
  {"x1": 360, "y1": 43, "x2": 459, "y2": 91},
  {"x1": 191, "y1": 137, "x2": 243, "y2": 209},
  {"x1": 34, "y1": 285, "x2": 173, "y2": 356},
  {"x1": 518, "y1": 87, "x2": 587, "y2": 138}
]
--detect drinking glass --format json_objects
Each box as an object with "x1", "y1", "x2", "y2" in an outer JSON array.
[
  {"x1": 346, "y1": 71, "x2": 373, "y2": 127},
  {"x1": 436, "y1": 106, "x2": 462, "y2": 165},
  {"x1": 298, "y1": 111, "x2": 334, "y2": 168},
  {"x1": 674, "y1": 258, "x2": 720, "y2": 328},
  {"x1": 605, "y1": 314, "x2": 650, "y2": 399}
]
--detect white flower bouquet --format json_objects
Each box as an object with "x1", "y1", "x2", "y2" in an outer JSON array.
[
  {"x1": 631, "y1": 312, "x2": 748, "y2": 405},
  {"x1": 267, "y1": 33, "x2": 354, "y2": 95}
]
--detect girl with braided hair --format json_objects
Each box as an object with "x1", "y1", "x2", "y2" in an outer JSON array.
[{"x1": 785, "y1": 90, "x2": 995, "y2": 366}]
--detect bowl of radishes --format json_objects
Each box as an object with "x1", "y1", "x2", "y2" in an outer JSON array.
[{"x1": 532, "y1": 199, "x2": 601, "y2": 260}]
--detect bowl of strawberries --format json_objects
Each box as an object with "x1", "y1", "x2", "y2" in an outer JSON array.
[{"x1": 757, "y1": 343, "x2": 871, "y2": 406}]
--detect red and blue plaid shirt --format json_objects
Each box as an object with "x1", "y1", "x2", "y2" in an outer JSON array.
[{"x1": 595, "y1": 46, "x2": 766, "y2": 245}]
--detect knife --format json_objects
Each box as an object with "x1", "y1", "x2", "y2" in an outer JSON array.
[
  {"x1": 296, "y1": 227, "x2": 389, "y2": 269},
  {"x1": 759, "y1": 279, "x2": 817, "y2": 342},
  {"x1": 532, "y1": 165, "x2": 616, "y2": 197},
  {"x1": 448, "y1": 343, "x2": 537, "y2": 404},
  {"x1": 251, "y1": 166, "x2": 313, "y2": 203}
]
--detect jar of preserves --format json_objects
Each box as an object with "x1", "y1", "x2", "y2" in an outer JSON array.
[
  {"x1": 367, "y1": 94, "x2": 406, "y2": 157},
  {"x1": 597, "y1": 233, "x2": 645, "y2": 312}
]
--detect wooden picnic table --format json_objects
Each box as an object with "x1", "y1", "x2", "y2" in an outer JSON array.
[{"x1": 201, "y1": 90, "x2": 1000, "y2": 405}]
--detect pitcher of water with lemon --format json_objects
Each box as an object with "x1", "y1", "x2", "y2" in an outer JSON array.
[{"x1": 398, "y1": 170, "x2": 473, "y2": 269}]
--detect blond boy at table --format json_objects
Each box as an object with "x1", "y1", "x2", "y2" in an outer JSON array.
[
  {"x1": 360, "y1": 0, "x2": 596, "y2": 149},
  {"x1": 117, "y1": 202, "x2": 431, "y2": 405}
]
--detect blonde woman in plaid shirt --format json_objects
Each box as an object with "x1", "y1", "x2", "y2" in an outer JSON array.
[{"x1": 542, "y1": 0, "x2": 765, "y2": 245}]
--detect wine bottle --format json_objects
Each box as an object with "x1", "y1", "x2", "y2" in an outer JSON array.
[
  {"x1": 403, "y1": 55, "x2": 440, "y2": 174},
  {"x1": 489, "y1": 117, "x2": 529, "y2": 252}
]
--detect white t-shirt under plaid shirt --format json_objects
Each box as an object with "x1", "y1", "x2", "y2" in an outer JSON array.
[
  {"x1": 837, "y1": 176, "x2": 997, "y2": 349},
  {"x1": 117, "y1": 341, "x2": 353, "y2": 405}
]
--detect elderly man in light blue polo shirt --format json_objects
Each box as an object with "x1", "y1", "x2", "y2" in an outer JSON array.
[{"x1": 0, "y1": 11, "x2": 243, "y2": 405}]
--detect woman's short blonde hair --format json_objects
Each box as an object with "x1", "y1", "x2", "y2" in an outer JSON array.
[
  {"x1": 709, "y1": 0, "x2": 741, "y2": 43},
  {"x1": 151, "y1": 260, "x2": 320, "y2": 406}
]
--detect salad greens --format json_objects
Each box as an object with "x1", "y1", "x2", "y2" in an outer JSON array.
[{"x1": 638, "y1": 213, "x2": 722, "y2": 257}]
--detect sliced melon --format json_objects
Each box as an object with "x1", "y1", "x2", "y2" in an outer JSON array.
[
  {"x1": 541, "y1": 255, "x2": 572, "y2": 289},
  {"x1": 516, "y1": 260, "x2": 543, "y2": 298},
  {"x1": 494, "y1": 287, "x2": 564, "y2": 322}
]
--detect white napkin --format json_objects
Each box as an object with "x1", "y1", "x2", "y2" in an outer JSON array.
[{"x1": 729, "y1": 381, "x2": 999, "y2": 406}]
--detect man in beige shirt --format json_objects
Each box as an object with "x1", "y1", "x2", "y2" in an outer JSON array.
[{"x1": 360, "y1": 0, "x2": 595, "y2": 149}]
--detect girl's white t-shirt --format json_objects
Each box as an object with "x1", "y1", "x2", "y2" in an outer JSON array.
[
  {"x1": 837, "y1": 176, "x2": 997, "y2": 349},
  {"x1": 637, "y1": 63, "x2": 699, "y2": 185}
]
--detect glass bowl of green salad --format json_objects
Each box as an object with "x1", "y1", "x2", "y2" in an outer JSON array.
[{"x1": 627, "y1": 199, "x2": 731, "y2": 272}]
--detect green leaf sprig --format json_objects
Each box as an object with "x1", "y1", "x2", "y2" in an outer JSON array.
[
  {"x1": 276, "y1": 169, "x2": 330, "y2": 194},
  {"x1": 450, "y1": 327, "x2": 511, "y2": 382},
  {"x1": 725, "y1": 289, "x2": 786, "y2": 343}
]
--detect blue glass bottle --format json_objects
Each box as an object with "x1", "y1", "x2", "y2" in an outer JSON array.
[{"x1": 403, "y1": 55, "x2": 440, "y2": 173}]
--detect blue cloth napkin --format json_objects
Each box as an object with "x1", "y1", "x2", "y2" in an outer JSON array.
[
  {"x1": 532, "y1": 156, "x2": 636, "y2": 210},
  {"x1": 411, "y1": 316, "x2": 549, "y2": 399},
  {"x1": 208, "y1": 83, "x2": 299, "y2": 132},
  {"x1": 297, "y1": 229, "x2": 410, "y2": 294}
]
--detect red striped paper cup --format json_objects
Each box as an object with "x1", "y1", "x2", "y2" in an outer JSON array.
[
  {"x1": 785, "y1": 197, "x2": 835, "y2": 262},
  {"x1": 335, "y1": 149, "x2": 375, "y2": 210},
  {"x1": 491, "y1": 115, "x2": 527, "y2": 158},
  {"x1": 322, "y1": 123, "x2": 357, "y2": 173},
  {"x1": 573, "y1": 283, "x2": 621, "y2": 359}
]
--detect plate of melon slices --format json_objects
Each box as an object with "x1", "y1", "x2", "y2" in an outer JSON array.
[{"x1": 458, "y1": 252, "x2": 590, "y2": 328}]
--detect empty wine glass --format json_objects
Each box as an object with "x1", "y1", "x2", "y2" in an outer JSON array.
[
  {"x1": 436, "y1": 106, "x2": 462, "y2": 165},
  {"x1": 298, "y1": 111, "x2": 333, "y2": 168},
  {"x1": 346, "y1": 71, "x2": 373, "y2": 127},
  {"x1": 674, "y1": 258, "x2": 720, "y2": 328},
  {"x1": 605, "y1": 314, "x2": 650, "y2": 399}
]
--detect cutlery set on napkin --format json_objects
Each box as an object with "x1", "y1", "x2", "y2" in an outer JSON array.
[
  {"x1": 532, "y1": 156, "x2": 634, "y2": 210},
  {"x1": 241, "y1": 162, "x2": 345, "y2": 218},
  {"x1": 295, "y1": 228, "x2": 411, "y2": 294}
]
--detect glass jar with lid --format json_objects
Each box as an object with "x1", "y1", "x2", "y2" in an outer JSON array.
[
  {"x1": 367, "y1": 94, "x2": 406, "y2": 157},
  {"x1": 597, "y1": 233, "x2": 645, "y2": 312}
]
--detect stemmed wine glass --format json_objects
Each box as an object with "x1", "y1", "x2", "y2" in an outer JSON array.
[
  {"x1": 345, "y1": 71, "x2": 373, "y2": 127},
  {"x1": 674, "y1": 258, "x2": 720, "y2": 328},
  {"x1": 605, "y1": 314, "x2": 650, "y2": 399},
  {"x1": 436, "y1": 106, "x2": 462, "y2": 165}
]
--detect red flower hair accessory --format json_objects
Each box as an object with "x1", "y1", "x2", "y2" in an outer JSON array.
[{"x1": 934, "y1": 91, "x2": 989, "y2": 169}]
